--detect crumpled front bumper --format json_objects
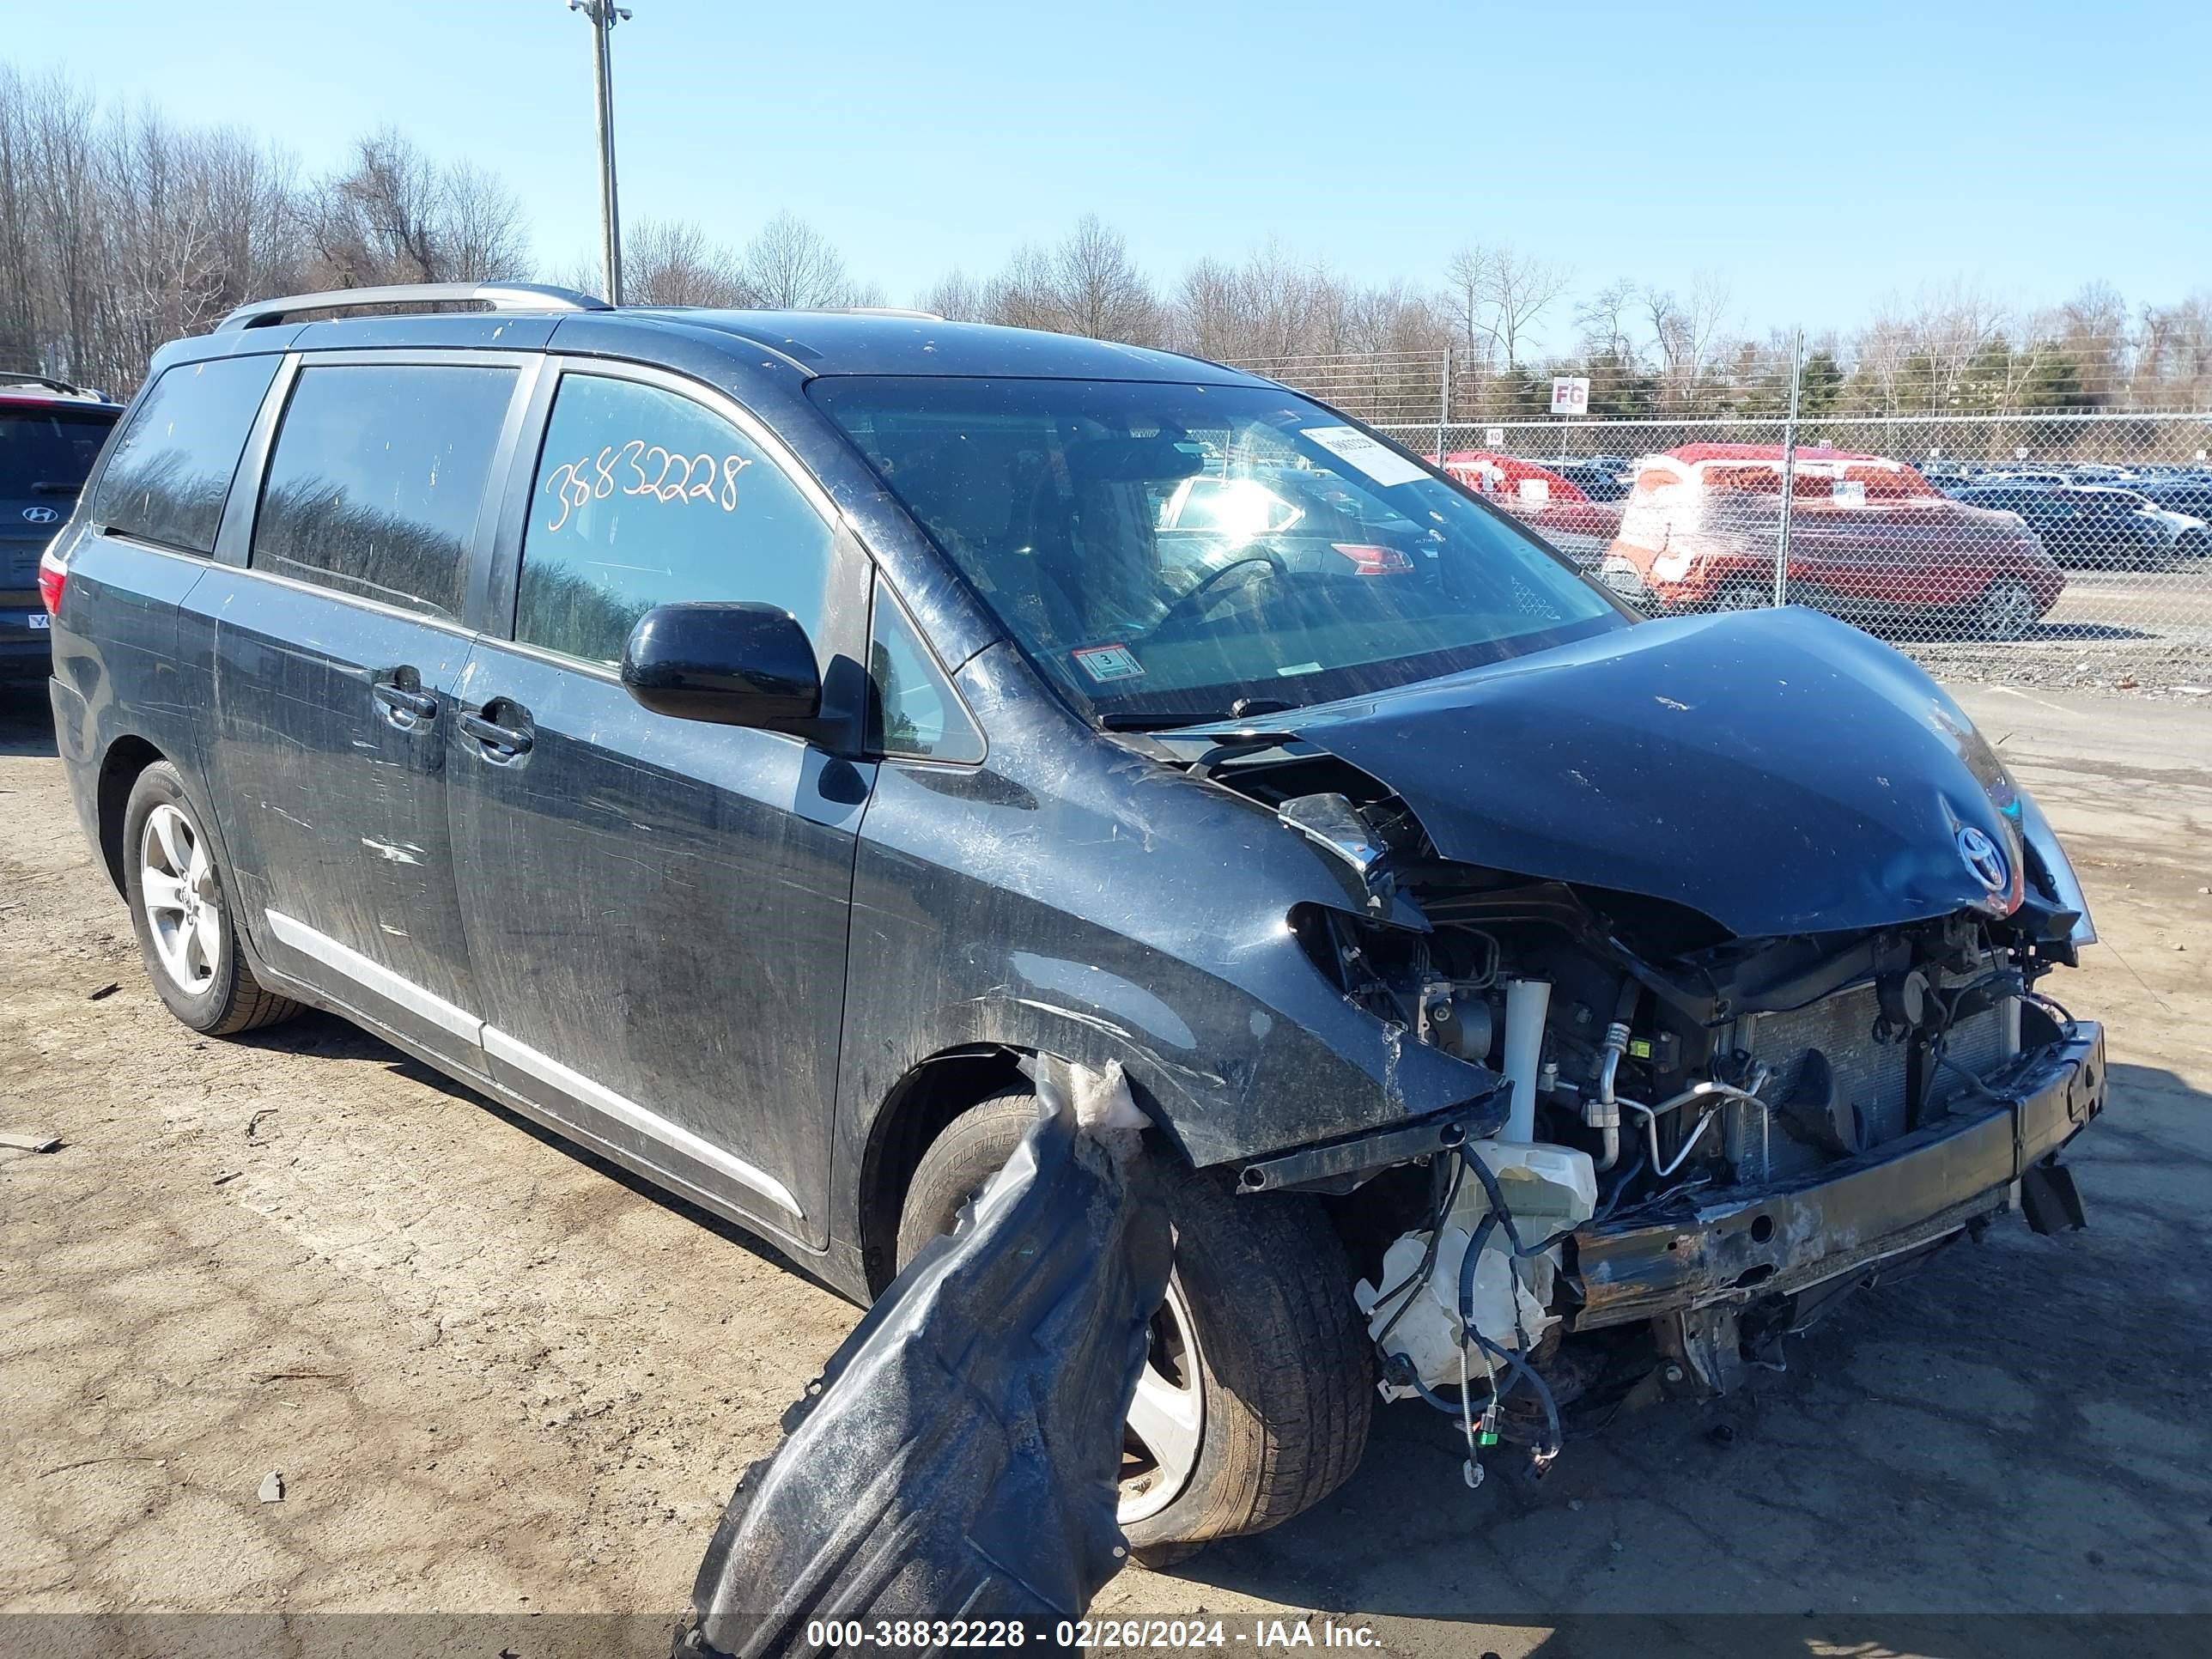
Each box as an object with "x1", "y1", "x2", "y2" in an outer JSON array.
[{"x1": 1571, "y1": 1023, "x2": 2106, "y2": 1330}]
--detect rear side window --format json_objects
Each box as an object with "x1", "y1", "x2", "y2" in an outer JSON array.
[
  {"x1": 514, "y1": 372, "x2": 836, "y2": 665},
  {"x1": 252, "y1": 362, "x2": 516, "y2": 620},
  {"x1": 92, "y1": 356, "x2": 280, "y2": 553}
]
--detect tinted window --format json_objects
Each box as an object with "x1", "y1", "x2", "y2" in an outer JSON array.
[
  {"x1": 514, "y1": 373, "x2": 836, "y2": 665},
  {"x1": 92, "y1": 356, "x2": 281, "y2": 553},
  {"x1": 867, "y1": 584, "x2": 984, "y2": 763},
  {"x1": 252, "y1": 362, "x2": 516, "y2": 619},
  {"x1": 0, "y1": 404, "x2": 115, "y2": 505}
]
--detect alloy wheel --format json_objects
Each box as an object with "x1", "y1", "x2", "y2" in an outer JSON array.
[
  {"x1": 1974, "y1": 580, "x2": 2039, "y2": 641},
  {"x1": 139, "y1": 803, "x2": 219, "y2": 994},
  {"x1": 1119, "y1": 1277, "x2": 1205, "y2": 1524}
]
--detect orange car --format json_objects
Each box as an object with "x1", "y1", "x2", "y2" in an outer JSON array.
[{"x1": 1600, "y1": 443, "x2": 2065, "y2": 640}]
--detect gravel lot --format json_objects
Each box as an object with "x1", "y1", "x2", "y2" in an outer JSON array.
[{"x1": 2, "y1": 678, "x2": 2207, "y2": 1658}]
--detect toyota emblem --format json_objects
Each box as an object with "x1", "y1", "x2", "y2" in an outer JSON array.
[
  {"x1": 21, "y1": 505, "x2": 58, "y2": 524},
  {"x1": 1956, "y1": 825, "x2": 2008, "y2": 893}
]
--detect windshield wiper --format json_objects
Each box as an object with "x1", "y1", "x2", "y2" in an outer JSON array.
[
  {"x1": 29, "y1": 481, "x2": 83, "y2": 495},
  {"x1": 1097, "y1": 713, "x2": 1200, "y2": 732}
]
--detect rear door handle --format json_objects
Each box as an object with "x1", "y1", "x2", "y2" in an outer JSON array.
[{"x1": 459, "y1": 705, "x2": 535, "y2": 758}]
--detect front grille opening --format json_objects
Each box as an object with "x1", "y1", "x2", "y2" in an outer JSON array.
[{"x1": 1728, "y1": 967, "x2": 2021, "y2": 1186}]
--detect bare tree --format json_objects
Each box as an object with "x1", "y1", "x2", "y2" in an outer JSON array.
[
  {"x1": 1040, "y1": 214, "x2": 1157, "y2": 343},
  {"x1": 295, "y1": 130, "x2": 527, "y2": 291},
  {"x1": 1643, "y1": 273, "x2": 1731, "y2": 406},
  {"x1": 1575, "y1": 277, "x2": 1640, "y2": 363},
  {"x1": 1913, "y1": 283, "x2": 2013, "y2": 410},
  {"x1": 95, "y1": 103, "x2": 228, "y2": 381},
  {"x1": 1442, "y1": 243, "x2": 1492, "y2": 360},
  {"x1": 917, "y1": 268, "x2": 986, "y2": 322},
  {"x1": 969, "y1": 217, "x2": 1160, "y2": 343},
  {"x1": 981, "y1": 243, "x2": 1058, "y2": 332},
  {"x1": 25, "y1": 69, "x2": 103, "y2": 382},
  {"x1": 300, "y1": 130, "x2": 441, "y2": 286},
  {"x1": 2057, "y1": 281, "x2": 2130, "y2": 404},
  {"x1": 198, "y1": 131, "x2": 303, "y2": 318},
  {"x1": 1337, "y1": 280, "x2": 1449, "y2": 357},
  {"x1": 2137, "y1": 294, "x2": 2212, "y2": 409},
  {"x1": 738, "y1": 210, "x2": 857, "y2": 309},
  {"x1": 437, "y1": 161, "x2": 529, "y2": 283},
  {"x1": 1439, "y1": 242, "x2": 1570, "y2": 374},
  {"x1": 1170, "y1": 255, "x2": 1244, "y2": 361},
  {"x1": 1475, "y1": 246, "x2": 1569, "y2": 374},
  {"x1": 622, "y1": 217, "x2": 749, "y2": 307}
]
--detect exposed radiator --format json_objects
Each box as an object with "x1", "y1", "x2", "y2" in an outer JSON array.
[{"x1": 1723, "y1": 975, "x2": 2017, "y2": 1185}]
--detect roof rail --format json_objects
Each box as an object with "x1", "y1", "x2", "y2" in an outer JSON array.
[
  {"x1": 0, "y1": 368, "x2": 104, "y2": 398},
  {"x1": 216, "y1": 282, "x2": 612, "y2": 331},
  {"x1": 800, "y1": 306, "x2": 944, "y2": 321}
]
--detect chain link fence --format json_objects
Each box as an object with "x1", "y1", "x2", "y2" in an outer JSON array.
[{"x1": 1236, "y1": 349, "x2": 2212, "y2": 690}]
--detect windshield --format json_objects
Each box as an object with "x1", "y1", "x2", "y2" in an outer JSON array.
[
  {"x1": 810, "y1": 376, "x2": 1623, "y2": 726},
  {"x1": 0, "y1": 403, "x2": 112, "y2": 501}
]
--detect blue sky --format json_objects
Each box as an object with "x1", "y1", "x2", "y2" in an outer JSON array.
[{"x1": 13, "y1": 0, "x2": 2207, "y2": 339}]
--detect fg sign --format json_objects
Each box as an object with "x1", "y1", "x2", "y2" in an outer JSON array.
[{"x1": 1550, "y1": 376, "x2": 1590, "y2": 417}]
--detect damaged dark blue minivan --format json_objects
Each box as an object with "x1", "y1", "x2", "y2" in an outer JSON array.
[{"x1": 43, "y1": 284, "x2": 2106, "y2": 1557}]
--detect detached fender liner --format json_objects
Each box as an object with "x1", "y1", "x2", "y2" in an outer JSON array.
[{"x1": 1571, "y1": 1024, "x2": 2106, "y2": 1329}]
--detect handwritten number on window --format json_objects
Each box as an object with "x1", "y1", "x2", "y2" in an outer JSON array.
[{"x1": 544, "y1": 444, "x2": 757, "y2": 532}]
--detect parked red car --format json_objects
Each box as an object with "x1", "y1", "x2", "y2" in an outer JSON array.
[
  {"x1": 1435, "y1": 451, "x2": 1622, "y2": 557},
  {"x1": 1600, "y1": 443, "x2": 2065, "y2": 641}
]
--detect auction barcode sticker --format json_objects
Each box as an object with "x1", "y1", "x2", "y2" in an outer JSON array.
[{"x1": 1073, "y1": 642, "x2": 1146, "y2": 682}]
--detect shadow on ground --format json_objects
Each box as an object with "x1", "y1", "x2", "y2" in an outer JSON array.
[
  {"x1": 234, "y1": 1009, "x2": 815, "y2": 1287},
  {"x1": 0, "y1": 682, "x2": 58, "y2": 757}
]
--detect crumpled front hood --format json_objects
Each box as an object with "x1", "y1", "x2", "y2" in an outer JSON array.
[{"x1": 1271, "y1": 608, "x2": 2026, "y2": 938}]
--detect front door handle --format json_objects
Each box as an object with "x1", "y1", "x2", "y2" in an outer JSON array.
[
  {"x1": 459, "y1": 703, "x2": 535, "y2": 759},
  {"x1": 372, "y1": 674, "x2": 439, "y2": 724}
]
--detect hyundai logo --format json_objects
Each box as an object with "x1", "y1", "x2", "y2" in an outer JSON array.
[
  {"x1": 1956, "y1": 825, "x2": 2008, "y2": 893},
  {"x1": 21, "y1": 505, "x2": 58, "y2": 524}
]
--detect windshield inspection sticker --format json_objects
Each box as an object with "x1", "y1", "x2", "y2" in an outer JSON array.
[
  {"x1": 1300, "y1": 425, "x2": 1428, "y2": 488},
  {"x1": 1073, "y1": 643, "x2": 1146, "y2": 683}
]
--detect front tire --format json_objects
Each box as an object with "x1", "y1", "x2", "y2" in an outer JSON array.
[
  {"x1": 896, "y1": 1088, "x2": 1373, "y2": 1562},
  {"x1": 122, "y1": 763, "x2": 300, "y2": 1036}
]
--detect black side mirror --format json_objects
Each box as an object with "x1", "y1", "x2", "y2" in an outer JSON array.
[{"x1": 620, "y1": 602, "x2": 822, "y2": 731}]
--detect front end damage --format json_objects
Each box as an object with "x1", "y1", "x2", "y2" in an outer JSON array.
[
  {"x1": 1274, "y1": 837, "x2": 2102, "y2": 1458},
  {"x1": 1178, "y1": 613, "x2": 2109, "y2": 1473}
]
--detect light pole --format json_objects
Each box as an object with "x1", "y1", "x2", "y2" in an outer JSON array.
[{"x1": 568, "y1": 0, "x2": 632, "y2": 306}]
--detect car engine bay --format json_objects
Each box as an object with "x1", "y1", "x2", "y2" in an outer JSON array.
[{"x1": 1190, "y1": 734, "x2": 2102, "y2": 1486}]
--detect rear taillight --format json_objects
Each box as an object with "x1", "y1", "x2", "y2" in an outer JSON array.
[
  {"x1": 1333, "y1": 543, "x2": 1413, "y2": 576},
  {"x1": 37, "y1": 547, "x2": 66, "y2": 616}
]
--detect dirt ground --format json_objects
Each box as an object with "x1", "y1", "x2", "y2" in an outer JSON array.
[{"x1": 2, "y1": 678, "x2": 2207, "y2": 1658}]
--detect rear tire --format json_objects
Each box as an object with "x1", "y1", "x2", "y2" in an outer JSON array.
[
  {"x1": 896, "y1": 1087, "x2": 1373, "y2": 1563},
  {"x1": 1971, "y1": 578, "x2": 2039, "y2": 641},
  {"x1": 122, "y1": 763, "x2": 300, "y2": 1036}
]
